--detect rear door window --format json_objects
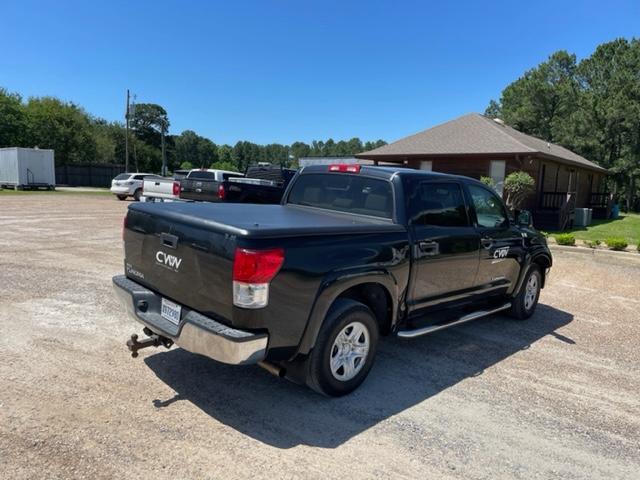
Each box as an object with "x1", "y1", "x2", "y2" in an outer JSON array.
[
  {"x1": 114, "y1": 173, "x2": 130, "y2": 181},
  {"x1": 287, "y1": 173, "x2": 394, "y2": 219},
  {"x1": 408, "y1": 182, "x2": 469, "y2": 227}
]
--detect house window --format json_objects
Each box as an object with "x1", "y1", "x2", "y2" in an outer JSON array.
[
  {"x1": 420, "y1": 160, "x2": 432, "y2": 171},
  {"x1": 490, "y1": 160, "x2": 506, "y2": 196}
]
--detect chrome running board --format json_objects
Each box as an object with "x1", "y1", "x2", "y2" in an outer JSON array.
[{"x1": 397, "y1": 302, "x2": 512, "y2": 339}]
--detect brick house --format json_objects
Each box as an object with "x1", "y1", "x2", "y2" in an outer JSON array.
[{"x1": 356, "y1": 113, "x2": 609, "y2": 230}]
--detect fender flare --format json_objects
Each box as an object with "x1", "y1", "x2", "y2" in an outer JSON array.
[
  {"x1": 512, "y1": 250, "x2": 552, "y2": 295},
  {"x1": 295, "y1": 269, "x2": 399, "y2": 356}
]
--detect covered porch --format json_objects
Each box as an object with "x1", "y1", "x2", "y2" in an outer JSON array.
[{"x1": 535, "y1": 163, "x2": 610, "y2": 231}]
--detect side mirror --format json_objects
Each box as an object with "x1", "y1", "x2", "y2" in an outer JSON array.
[{"x1": 515, "y1": 209, "x2": 533, "y2": 227}]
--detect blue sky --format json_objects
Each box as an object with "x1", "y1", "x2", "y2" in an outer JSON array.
[{"x1": 2, "y1": 0, "x2": 638, "y2": 145}]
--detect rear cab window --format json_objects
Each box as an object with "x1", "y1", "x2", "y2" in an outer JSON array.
[
  {"x1": 287, "y1": 173, "x2": 394, "y2": 219},
  {"x1": 187, "y1": 171, "x2": 216, "y2": 180}
]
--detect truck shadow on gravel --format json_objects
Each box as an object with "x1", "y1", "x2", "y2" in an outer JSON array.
[{"x1": 144, "y1": 304, "x2": 573, "y2": 449}]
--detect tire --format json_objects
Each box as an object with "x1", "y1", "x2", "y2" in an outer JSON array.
[
  {"x1": 116, "y1": 195, "x2": 127, "y2": 201},
  {"x1": 304, "y1": 299, "x2": 379, "y2": 397},
  {"x1": 509, "y1": 265, "x2": 542, "y2": 320},
  {"x1": 133, "y1": 189, "x2": 142, "y2": 201}
]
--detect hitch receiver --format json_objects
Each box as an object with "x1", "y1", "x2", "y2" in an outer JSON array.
[{"x1": 126, "y1": 327, "x2": 174, "y2": 358}]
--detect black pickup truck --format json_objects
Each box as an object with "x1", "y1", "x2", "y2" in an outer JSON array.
[
  {"x1": 179, "y1": 165, "x2": 297, "y2": 204},
  {"x1": 113, "y1": 164, "x2": 552, "y2": 396}
]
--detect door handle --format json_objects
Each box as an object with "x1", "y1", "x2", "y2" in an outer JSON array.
[
  {"x1": 481, "y1": 238, "x2": 493, "y2": 250},
  {"x1": 418, "y1": 240, "x2": 439, "y2": 255},
  {"x1": 161, "y1": 233, "x2": 178, "y2": 249}
]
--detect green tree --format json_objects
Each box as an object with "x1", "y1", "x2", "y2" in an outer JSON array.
[
  {"x1": 290, "y1": 141, "x2": 311, "y2": 161},
  {"x1": 217, "y1": 144, "x2": 234, "y2": 164},
  {"x1": 486, "y1": 50, "x2": 578, "y2": 142},
  {"x1": 487, "y1": 39, "x2": 640, "y2": 210},
  {"x1": 0, "y1": 88, "x2": 25, "y2": 147},
  {"x1": 24, "y1": 96, "x2": 97, "y2": 166},
  {"x1": 210, "y1": 160, "x2": 238, "y2": 172}
]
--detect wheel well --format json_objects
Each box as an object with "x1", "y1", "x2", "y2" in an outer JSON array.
[
  {"x1": 335, "y1": 283, "x2": 393, "y2": 335},
  {"x1": 532, "y1": 255, "x2": 551, "y2": 287}
]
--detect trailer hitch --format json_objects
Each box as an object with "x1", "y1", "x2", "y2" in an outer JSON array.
[{"x1": 126, "y1": 327, "x2": 174, "y2": 358}]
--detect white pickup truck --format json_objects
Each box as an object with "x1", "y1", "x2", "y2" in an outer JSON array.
[{"x1": 140, "y1": 176, "x2": 181, "y2": 202}]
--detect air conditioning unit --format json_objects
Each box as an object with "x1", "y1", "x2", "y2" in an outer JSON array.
[{"x1": 574, "y1": 208, "x2": 592, "y2": 227}]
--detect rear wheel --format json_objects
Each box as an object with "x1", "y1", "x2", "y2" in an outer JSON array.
[
  {"x1": 509, "y1": 265, "x2": 541, "y2": 320},
  {"x1": 305, "y1": 299, "x2": 379, "y2": 396},
  {"x1": 133, "y1": 189, "x2": 142, "y2": 201},
  {"x1": 116, "y1": 195, "x2": 127, "y2": 201}
]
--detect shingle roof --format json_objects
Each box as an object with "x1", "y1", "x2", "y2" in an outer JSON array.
[{"x1": 356, "y1": 113, "x2": 607, "y2": 173}]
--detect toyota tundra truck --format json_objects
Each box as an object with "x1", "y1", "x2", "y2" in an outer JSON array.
[{"x1": 113, "y1": 164, "x2": 552, "y2": 396}]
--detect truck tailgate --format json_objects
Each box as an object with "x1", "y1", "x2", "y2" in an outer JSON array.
[
  {"x1": 179, "y1": 178, "x2": 220, "y2": 202},
  {"x1": 124, "y1": 206, "x2": 236, "y2": 321}
]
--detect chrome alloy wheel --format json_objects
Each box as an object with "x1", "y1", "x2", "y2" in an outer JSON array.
[
  {"x1": 329, "y1": 321, "x2": 370, "y2": 381},
  {"x1": 524, "y1": 272, "x2": 540, "y2": 311}
]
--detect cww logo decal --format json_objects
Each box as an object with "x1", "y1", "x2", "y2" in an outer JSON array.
[{"x1": 156, "y1": 251, "x2": 183, "y2": 271}]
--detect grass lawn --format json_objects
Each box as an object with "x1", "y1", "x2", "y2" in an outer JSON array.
[{"x1": 552, "y1": 213, "x2": 640, "y2": 245}]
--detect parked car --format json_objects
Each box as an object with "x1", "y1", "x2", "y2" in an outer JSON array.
[
  {"x1": 110, "y1": 173, "x2": 156, "y2": 201},
  {"x1": 179, "y1": 165, "x2": 296, "y2": 204},
  {"x1": 113, "y1": 164, "x2": 552, "y2": 396}
]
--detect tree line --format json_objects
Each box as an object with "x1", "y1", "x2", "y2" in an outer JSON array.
[
  {"x1": 486, "y1": 38, "x2": 640, "y2": 209},
  {"x1": 0, "y1": 87, "x2": 386, "y2": 174}
]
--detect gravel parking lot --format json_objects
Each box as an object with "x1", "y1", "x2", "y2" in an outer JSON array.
[{"x1": 1, "y1": 194, "x2": 639, "y2": 480}]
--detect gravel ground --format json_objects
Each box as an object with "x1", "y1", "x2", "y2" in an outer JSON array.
[{"x1": 1, "y1": 194, "x2": 639, "y2": 480}]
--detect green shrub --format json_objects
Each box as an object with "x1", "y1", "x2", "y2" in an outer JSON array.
[
  {"x1": 606, "y1": 237, "x2": 628, "y2": 251},
  {"x1": 555, "y1": 233, "x2": 576, "y2": 246},
  {"x1": 179, "y1": 161, "x2": 194, "y2": 170},
  {"x1": 480, "y1": 176, "x2": 496, "y2": 189},
  {"x1": 584, "y1": 239, "x2": 601, "y2": 249},
  {"x1": 504, "y1": 171, "x2": 535, "y2": 209},
  {"x1": 540, "y1": 230, "x2": 550, "y2": 238}
]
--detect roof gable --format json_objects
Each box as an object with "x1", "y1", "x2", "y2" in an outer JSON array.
[{"x1": 357, "y1": 113, "x2": 606, "y2": 173}]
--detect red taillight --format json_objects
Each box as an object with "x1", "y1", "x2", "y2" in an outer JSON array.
[
  {"x1": 172, "y1": 181, "x2": 180, "y2": 196},
  {"x1": 328, "y1": 164, "x2": 361, "y2": 173},
  {"x1": 218, "y1": 184, "x2": 226, "y2": 200},
  {"x1": 233, "y1": 248, "x2": 284, "y2": 283}
]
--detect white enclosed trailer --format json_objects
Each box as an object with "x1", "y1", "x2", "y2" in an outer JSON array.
[{"x1": 0, "y1": 147, "x2": 56, "y2": 190}]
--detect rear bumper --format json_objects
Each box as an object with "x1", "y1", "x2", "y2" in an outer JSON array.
[
  {"x1": 111, "y1": 186, "x2": 133, "y2": 195},
  {"x1": 112, "y1": 275, "x2": 268, "y2": 364}
]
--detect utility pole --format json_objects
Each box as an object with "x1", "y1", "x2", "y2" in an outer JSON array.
[
  {"x1": 161, "y1": 120, "x2": 167, "y2": 176},
  {"x1": 124, "y1": 89, "x2": 130, "y2": 172}
]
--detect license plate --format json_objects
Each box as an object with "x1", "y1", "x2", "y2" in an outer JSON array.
[{"x1": 161, "y1": 298, "x2": 182, "y2": 326}]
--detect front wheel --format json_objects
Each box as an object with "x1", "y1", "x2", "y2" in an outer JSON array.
[
  {"x1": 305, "y1": 299, "x2": 379, "y2": 396},
  {"x1": 116, "y1": 195, "x2": 127, "y2": 201},
  {"x1": 509, "y1": 265, "x2": 541, "y2": 320},
  {"x1": 133, "y1": 189, "x2": 142, "y2": 201}
]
